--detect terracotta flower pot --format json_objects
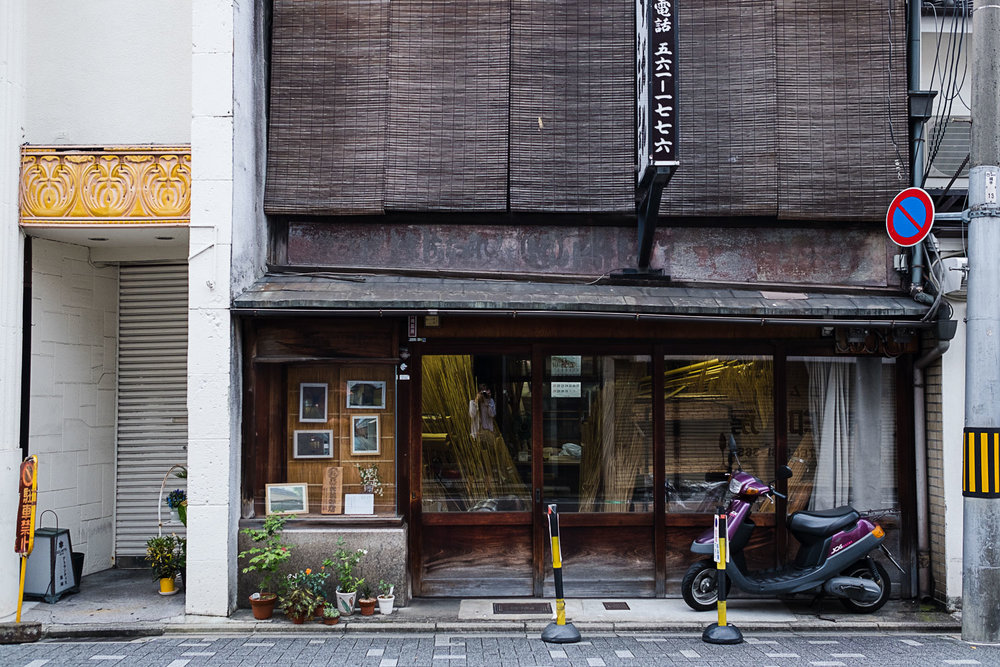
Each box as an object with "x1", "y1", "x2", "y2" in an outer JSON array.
[
  {"x1": 359, "y1": 597, "x2": 376, "y2": 616},
  {"x1": 323, "y1": 615, "x2": 340, "y2": 625},
  {"x1": 289, "y1": 613, "x2": 306, "y2": 624},
  {"x1": 249, "y1": 593, "x2": 278, "y2": 620}
]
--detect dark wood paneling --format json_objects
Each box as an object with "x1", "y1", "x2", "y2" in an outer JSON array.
[
  {"x1": 420, "y1": 524, "x2": 533, "y2": 597},
  {"x1": 544, "y1": 526, "x2": 655, "y2": 598},
  {"x1": 422, "y1": 512, "x2": 531, "y2": 526},
  {"x1": 653, "y1": 350, "x2": 667, "y2": 596},
  {"x1": 253, "y1": 319, "x2": 397, "y2": 360}
]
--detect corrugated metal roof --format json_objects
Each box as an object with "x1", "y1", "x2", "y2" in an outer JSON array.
[{"x1": 233, "y1": 274, "x2": 931, "y2": 323}]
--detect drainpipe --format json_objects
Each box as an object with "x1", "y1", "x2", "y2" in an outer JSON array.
[{"x1": 914, "y1": 339, "x2": 949, "y2": 600}]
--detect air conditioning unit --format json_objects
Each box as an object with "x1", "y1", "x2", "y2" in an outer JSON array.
[
  {"x1": 925, "y1": 117, "x2": 971, "y2": 183},
  {"x1": 940, "y1": 257, "x2": 968, "y2": 296}
]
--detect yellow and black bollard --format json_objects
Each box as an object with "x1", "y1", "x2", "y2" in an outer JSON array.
[
  {"x1": 702, "y1": 506, "x2": 743, "y2": 645},
  {"x1": 541, "y1": 504, "x2": 581, "y2": 644}
]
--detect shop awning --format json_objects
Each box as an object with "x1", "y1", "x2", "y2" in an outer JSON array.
[{"x1": 233, "y1": 274, "x2": 933, "y2": 327}]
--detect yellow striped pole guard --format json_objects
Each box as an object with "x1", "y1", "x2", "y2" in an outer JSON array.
[{"x1": 964, "y1": 428, "x2": 1000, "y2": 497}]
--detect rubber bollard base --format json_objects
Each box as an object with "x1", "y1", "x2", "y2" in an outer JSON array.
[
  {"x1": 542, "y1": 622, "x2": 582, "y2": 644},
  {"x1": 702, "y1": 622, "x2": 743, "y2": 645}
]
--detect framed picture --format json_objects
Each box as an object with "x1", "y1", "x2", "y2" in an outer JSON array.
[
  {"x1": 299, "y1": 383, "x2": 328, "y2": 422},
  {"x1": 293, "y1": 429, "x2": 333, "y2": 459},
  {"x1": 265, "y1": 483, "x2": 309, "y2": 515},
  {"x1": 351, "y1": 415, "x2": 380, "y2": 455},
  {"x1": 346, "y1": 380, "x2": 386, "y2": 409}
]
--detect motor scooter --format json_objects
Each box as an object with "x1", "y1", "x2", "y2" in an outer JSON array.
[{"x1": 681, "y1": 435, "x2": 904, "y2": 613}]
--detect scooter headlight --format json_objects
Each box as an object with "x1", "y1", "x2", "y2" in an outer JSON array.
[{"x1": 728, "y1": 477, "x2": 743, "y2": 494}]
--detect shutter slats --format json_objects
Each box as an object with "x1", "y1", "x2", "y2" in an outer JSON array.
[{"x1": 115, "y1": 264, "x2": 189, "y2": 557}]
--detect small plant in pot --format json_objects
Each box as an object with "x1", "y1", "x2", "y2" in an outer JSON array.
[
  {"x1": 377, "y1": 579, "x2": 395, "y2": 615},
  {"x1": 165, "y1": 488, "x2": 187, "y2": 525},
  {"x1": 323, "y1": 536, "x2": 367, "y2": 616},
  {"x1": 279, "y1": 583, "x2": 322, "y2": 624},
  {"x1": 238, "y1": 514, "x2": 292, "y2": 619},
  {"x1": 322, "y1": 603, "x2": 341, "y2": 626},
  {"x1": 146, "y1": 534, "x2": 184, "y2": 595},
  {"x1": 358, "y1": 581, "x2": 376, "y2": 616}
]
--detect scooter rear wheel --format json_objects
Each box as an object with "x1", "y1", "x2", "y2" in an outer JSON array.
[
  {"x1": 838, "y1": 559, "x2": 891, "y2": 613},
  {"x1": 681, "y1": 559, "x2": 731, "y2": 612}
]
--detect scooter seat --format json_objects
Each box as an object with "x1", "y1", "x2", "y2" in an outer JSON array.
[{"x1": 787, "y1": 506, "x2": 860, "y2": 538}]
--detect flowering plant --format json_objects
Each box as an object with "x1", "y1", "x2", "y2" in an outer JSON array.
[
  {"x1": 239, "y1": 514, "x2": 293, "y2": 596},
  {"x1": 283, "y1": 567, "x2": 329, "y2": 599},
  {"x1": 165, "y1": 489, "x2": 186, "y2": 509},
  {"x1": 323, "y1": 536, "x2": 367, "y2": 593},
  {"x1": 356, "y1": 463, "x2": 383, "y2": 496}
]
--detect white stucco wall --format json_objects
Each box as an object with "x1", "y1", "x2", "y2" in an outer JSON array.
[
  {"x1": 30, "y1": 239, "x2": 118, "y2": 575},
  {"x1": 0, "y1": 0, "x2": 27, "y2": 619},
  {"x1": 25, "y1": 0, "x2": 192, "y2": 144}
]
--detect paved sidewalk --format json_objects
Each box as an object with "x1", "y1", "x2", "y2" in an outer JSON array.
[{"x1": 1, "y1": 569, "x2": 961, "y2": 639}]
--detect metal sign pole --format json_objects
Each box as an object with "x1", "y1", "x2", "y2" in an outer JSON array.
[
  {"x1": 703, "y1": 506, "x2": 742, "y2": 644},
  {"x1": 541, "y1": 504, "x2": 581, "y2": 644}
]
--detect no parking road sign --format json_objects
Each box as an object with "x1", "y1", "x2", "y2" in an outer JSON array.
[{"x1": 886, "y1": 187, "x2": 935, "y2": 247}]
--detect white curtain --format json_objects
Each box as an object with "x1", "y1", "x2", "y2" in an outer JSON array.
[{"x1": 807, "y1": 361, "x2": 852, "y2": 509}]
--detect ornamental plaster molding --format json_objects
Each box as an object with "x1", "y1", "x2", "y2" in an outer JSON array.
[{"x1": 19, "y1": 146, "x2": 191, "y2": 225}]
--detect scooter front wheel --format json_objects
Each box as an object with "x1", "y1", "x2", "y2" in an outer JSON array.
[
  {"x1": 681, "y1": 559, "x2": 731, "y2": 612},
  {"x1": 839, "y1": 559, "x2": 891, "y2": 613}
]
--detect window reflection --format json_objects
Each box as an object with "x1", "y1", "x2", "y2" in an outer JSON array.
[
  {"x1": 543, "y1": 355, "x2": 653, "y2": 512},
  {"x1": 664, "y1": 356, "x2": 775, "y2": 512}
]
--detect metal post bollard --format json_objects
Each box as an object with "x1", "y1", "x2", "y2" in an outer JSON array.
[
  {"x1": 702, "y1": 506, "x2": 743, "y2": 644},
  {"x1": 541, "y1": 504, "x2": 581, "y2": 644}
]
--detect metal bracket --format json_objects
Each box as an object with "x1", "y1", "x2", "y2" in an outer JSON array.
[
  {"x1": 968, "y1": 207, "x2": 1000, "y2": 220},
  {"x1": 636, "y1": 166, "x2": 676, "y2": 270}
]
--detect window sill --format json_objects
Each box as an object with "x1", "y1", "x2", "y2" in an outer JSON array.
[{"x1": 239, "y1": 515, "x2": 404, "y2": 529}]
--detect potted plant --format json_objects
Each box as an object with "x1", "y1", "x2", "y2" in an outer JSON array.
[
  {"x1": 279, "y1": 584, "x2": 322, "y2": 624},
  {"x1": 358, "y1": 581, "x2": 376, "y2": 616},
  {"x1": 146, "y1": 534, "x2": 183, "y2": 595},
  {"x1": 322, "y1": 603, "x2": 341, "y2": 625},
  {"x1": 356, "y1": 462, "x2": 383, "y2": 496},
  {"x1": 377, "y1": 579, "x2": 395, "y2": 615},
  {"x1": 165, "y1": 489, "x2": 187, "y2": 525},
  {"x1": 323, "y1": 536, "x2": 367, "y2": 616},
  {"x1": 238, "y1": 514, "x2": 293, "y2": 619}
]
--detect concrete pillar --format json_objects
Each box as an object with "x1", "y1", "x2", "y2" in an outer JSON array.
[
  {"x1": 186, "y1": 0, "x2": 239, "y2": 617},
  {"x1": 0, "y1": 0, "x2": 26, "y2": 618}
]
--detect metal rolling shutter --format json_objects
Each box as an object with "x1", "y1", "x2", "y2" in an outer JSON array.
[{"x1": 114, "y1": 264, "x2": 189, "y2": 557}]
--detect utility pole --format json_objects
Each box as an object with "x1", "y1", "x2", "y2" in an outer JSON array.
[{"x1": 962, "y1": 0, "x2": 1000, "y2": 645}]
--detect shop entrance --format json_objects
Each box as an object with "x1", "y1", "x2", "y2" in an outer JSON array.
[{"x1": 413, "y1": 350, "x2": 658, "y2": 597}]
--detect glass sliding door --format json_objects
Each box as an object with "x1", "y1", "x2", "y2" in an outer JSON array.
[
  {"x1": 542, "y1": 353, "x2": 655, "y2": 597},
  {"x1": 418, "y1": 353, "x2": 533, "y2": 596}
]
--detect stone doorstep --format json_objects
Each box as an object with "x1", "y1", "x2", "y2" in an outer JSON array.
[{"x1": 0, "y1": 621, "x2": 42, "y2": 644}]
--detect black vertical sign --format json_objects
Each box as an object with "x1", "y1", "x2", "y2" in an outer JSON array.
[{"x1": 637, "y1": 0, "x2": 679, "y2": 184}]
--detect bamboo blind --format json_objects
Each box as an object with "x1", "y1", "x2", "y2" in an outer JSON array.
[
  {"x1": 385, "y1": 0, "x2": 509, "y2": 211},
  {"x1": 265, "y1": 0, "x2": 389, "y2": 215},
  {"x1": 658, "y1": 1, "x2": 779, "y2": 216},
  {"x1": 774, "y1": 1, "x2": 909, "y2": 220},
  {"x1": 509, "y1": 0, "x2": 634, "y2": 212}
]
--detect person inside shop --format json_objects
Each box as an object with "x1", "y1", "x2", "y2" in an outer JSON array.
[{"x1": 469, "y1": 383, "x2": 497, "y2": 444}]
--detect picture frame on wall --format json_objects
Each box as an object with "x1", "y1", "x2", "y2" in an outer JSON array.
[
  {"x1": 346, "y1": 380, "x2": 385, "y2": 409},
  {"x1": 293, "y1": 429, "x2": 333, "y2": 459},
  {"x1": 265, "y1": 483, "x2": 309, "y2": 515},
  {"x1": 351, "y1": 415, "x2": 379, "y2": 455},
  {"x1": 299, "y1": 382, "x2": 328, "y2": 422}
]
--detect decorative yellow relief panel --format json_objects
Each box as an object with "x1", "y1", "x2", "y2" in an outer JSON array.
[{"x1": 19, "y1": 146, "x2": 191, "y2": 225}]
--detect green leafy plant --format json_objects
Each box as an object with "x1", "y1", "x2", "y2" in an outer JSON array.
[
  {"x1": 377, "y1": 579, "x2": 395, "y2": 599},
  {"x1": 279, "y1": 587, "x2": 322, "y2": 620},
  {"x1": 322, "y1": 603, "x2": 340, "y2": 619},
  {"x1": 284, "y1": 567, "x2": 329, "y2": 599},
  {"x1": 358, "y1": 580, "x2": 374, "y2": 601},
  {"x1": 322, "y1": 536, "x2": 367, "y2": 593},
  {"x1": 145, "y1": 534, "x2": 184, "y2": 580},
  {"x1": 239, "y1": 514, "x2": 293, "y2": 595}
]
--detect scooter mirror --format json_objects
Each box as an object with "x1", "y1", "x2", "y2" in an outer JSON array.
[{"x1": 778, "y1": 465, "x2": 793, "y2": 480}]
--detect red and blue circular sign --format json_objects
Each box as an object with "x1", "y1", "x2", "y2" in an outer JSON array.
[{"x1": 886, "y1": 187, "x2": 935, "y2": 247}]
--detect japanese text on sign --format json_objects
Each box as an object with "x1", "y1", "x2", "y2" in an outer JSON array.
[
  {"x1": 637, "y1": 0, "x2": 679, "y2": 180},
  {"x1": 15, "y1": 457, "x2": 38, "y2": 555}
]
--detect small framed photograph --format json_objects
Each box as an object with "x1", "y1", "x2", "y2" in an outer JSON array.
[
  {"x1": 293, "y1": 429, "x2": 333, "y2": 459},
  {"x1": 299, "y1": 383, "x2": 328, "y2": 422},
  {"x1": 346, "y1": 380, "x2": 386, "y2": 409},
  {"x1": 351, "y1": 415, "x2": 380, "y2": 455},
  {"x1": 265, "y1": 483, "x2": 309, "y2": 515}
]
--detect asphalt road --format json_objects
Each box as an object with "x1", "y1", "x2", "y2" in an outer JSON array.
[{"x1": 0, "y1": 632, "x2": 997, "y2": 666}]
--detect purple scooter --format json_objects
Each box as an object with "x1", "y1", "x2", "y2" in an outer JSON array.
[{"x1": 681, "y1": 435, "x2": 904, "y2": 613}]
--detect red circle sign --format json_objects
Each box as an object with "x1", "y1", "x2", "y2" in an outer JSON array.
[{"x1": 886, "y1": 187, "x2": 935, "y2": 247}]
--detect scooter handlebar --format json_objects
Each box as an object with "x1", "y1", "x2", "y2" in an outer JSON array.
[{"x1": 704, "y1": 472, "x2": 730, "y2": 482}]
